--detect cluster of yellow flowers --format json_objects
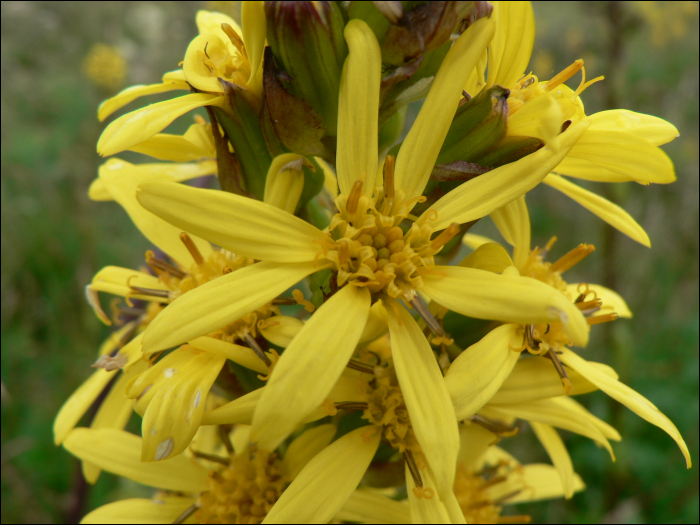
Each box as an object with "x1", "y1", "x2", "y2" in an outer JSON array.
[{"x1": 56, "y1": 2, "x2": 690, "y2": 523}]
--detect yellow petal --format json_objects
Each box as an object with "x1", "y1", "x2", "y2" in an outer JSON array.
[
  {"x1": 317, "y1": 156, "x2": 339, "y2": 199},
  {"x1": 530, "y1": 422, "x2": 575, "y2": 499},
  {"x1": 588, "y1": 109, "x2": 679, "y2": 146},
  {"x1": 461, "y1": 232, "x2": 497, "y2": 250},
  {"x1": 98, "y1": 93, "x2": 224, "y2": 157},
  {"x1": 483, "y1": 397, "x2": 617, "y2": 459},
  {"x1": 458, "y1": 242, "x2": 513, "y2": 273},
  {"x1": 486, "y1": 1, "x2": 535, "y2": 89},
  {"x1": 359, "y1": 301, "x2": 388, "y2": 343},
  {"x1": 252, "y1": 286, "x2": 370, "y2": 450},
  {"x1": 335, "y1": 489, "x2": 411, "y2": 524},
  {"x1": 559, "y1": 348, "x2": 692, "y2": 468},
  {"x1": 544, "y1": 174, "x2": 651, "y2": 247},
  {"x1": 183, "y1": 34, "x2": 233, "y2": 93},
  {"x1": 395, "y1": 17, "x2": 496, "y2": 203},
  {"x1": 488, "y1": 356, "x2": 617, "y2": 406},
  {"x1": 406, "y1": 464, "x2": 466, "y2": 524},
  {"x1": 263, "y1": 426, "x2": 380, "y2": 524},
  {"x1": 97, "y1": 81, "x2": 189, "y2": 122},
  {"x1": 457, "y1": 423, "x2": 497, "y2": 470},
  {"x1": 264, "y1": 153, "x2": 305, "y2": 213},
  {"x1": 422, "y1": 265, "x2": 589, "y2": 347},
  {"x1": 490, "y1": 195, "x2": 531, "y2": 268},
  {"x1": 337, "y1": 19, "x2": 381, "y2": 196},
  {"x1": 54, "y1": 369, "x2": 115, "y2": 445},
  {"x1": 80, "y1": 497, "x2": 196, "y2": 524},
  {"x1": 259, "y1": 316, "x2": 304, "y2": 348},
  {"x1": 507, "y1": 93, "x2": 563, "y2": 148},
  {"x1": 84, "y1": 361, "x2": 145, "y2": 483},
  {"x1": 189, "y1": 335, "x2": 268, "y2": 374},
  {"x1": 446, "y1": 324, "x2": 521, "y2": 421},
  {"x1": 566, "y1": 282, "x2": 632, "y2": 318},
  {"x1": 89, "y1": 265, "x2": 168, "y2": 302},
  {"x1": 242, "y1": 1, "x2": 266, "y2": 97},
  {"x1": 424, "y1": 120, "x2": 590, "y2": 229},
  {"x1": 138, "y1": 180, "x2": 325, "y2": 263},
  {"x1": 98, "y1": 159, "x2": 213, "y2": 265},
  {"x1": 196, "y1": 10, "x2": 241, "y2": 37},
  {"x1": 127, "y1": 133, "x2": 214, "y2": 162},
  {"x1": 127, "y1": 348, "x2": 226, "y2": 461},
  {"x1": 492, "y1": 464, "x2": 585, "y2": 504},
  {"x1": 387, "y1": 302, "x2": 459, "y2": 496},
  {"x1": 463, "y1": 47, "x2": 488, "y2": 97},
  {"x1": 90, "y1": 159, "x2": 217, "y2": 201},
  {"x1": 143, "y1": 261, "x2": 316, "y2": 353},
  {"x1": 556, "y1": 130, "x2": 676, "y2": 184},
  {"x1": 201, "y1": 388, "x2": 262, "y2": 426},
  {"x1": 284, "y1": 424, "x2": 337, "y2": 479},
  {"x1": 63, "y1": 428, "x2": 208, "y2": 492}
]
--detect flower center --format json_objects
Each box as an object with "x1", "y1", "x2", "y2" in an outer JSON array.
[
  {"x1": 454, "y1": 462, "x2": 530, "y2": 524},
  {"x1": 358, "y1": 351, "x2": 421, "y2": 455},
  {"x1": 512, "y1": 238, "x2": 620, "y2": 393},
  {"x1": 197, "y1": 450, "x2": 288, "y2": 524},
  {"x1": 507, "y1": 59, "x2": 604, "y2": 121},
  {"x1": 319, "y1": 158, "x2": 459, "y2": 301}
]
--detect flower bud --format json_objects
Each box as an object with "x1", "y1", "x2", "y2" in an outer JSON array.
[{"x1": 265, "y1": 1, "x2": 348, "y2": 138}]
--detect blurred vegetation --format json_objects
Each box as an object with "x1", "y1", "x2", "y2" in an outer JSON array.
[{"x1": 1, "y1": 1, "x2": 697, "y2": 523}]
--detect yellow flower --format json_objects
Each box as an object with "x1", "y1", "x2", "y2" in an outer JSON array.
[
  {"x1": 56, "y1": 156, "x2": 314, "y2": 463},
  {"x1": 62, "y1": 423, "x2": 402, "y2": 524},
  {"x1": 134, "y1": 17, "x2": 599, "y2": 497},
  {"x1": 411, "y1": 423, "x2": 586, "y2": 522},
  {"x1": 459, "y1": 198, "x2": 692, "y2": 472},
  {"x1": 465, "y1": 1, "x2": 678, "y2": 247},
  {"x1": 96, "y1": 6, "x2": 266, "y2": 157},
  {"x1": 82, "y1": 43, "x2": 127, "y2": 90}
]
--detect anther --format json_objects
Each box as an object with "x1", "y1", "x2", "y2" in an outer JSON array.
[
  {"x1": 346, "y1": 180, "x2": 363, "y2": 214},
  {"x1": 243, "y1": 332, "x2": 272, "y2": 367},
  {"x1": 541, "y1": 236, "x2": 557, "y2": 258},
  {"x1": 145, "y1": 251, "x2": 187, "y2": 278},
  {"x1": 430, "y1": 223, "x2": 460, "y2": 251},
  {"x1": 218, "y1": 425, "x2": 234, "y2": 454},
  {"x1": 384, "y1": 155, "x2": 395, "y2": 201},
  {"x1": 524, "y1": 324, "x2": 540, "y2": 351},
  {"x1": 587, "y1": 313, "x2": 619, "y2": 326},
  {"x1": 189, "y1": 449, "x2": 231, "y2": 466},
  {"x1": 347, "y1": 359, "x2": 375, "y2": 374},
  {"x1": 180, "y1": 232, "x2": 205, "y2": 265},
  {"x1": 470, "y1": 414, "x2": 519, "y2": 436},
  {"x1": 546, "y1": 59, "x2": 584, "y2": 92},
  {"x1": 546, "y1": 349, "x2": 573, "y2": 395},
  {"x1": 221, "y1": 23, "x2": 247, "y2": 58},
  {"x1": 172, "y1": 502, "x2": 201, "y2": 525},
  {"x1": 410, "y1": 295, "x2": 447, "y2": 340},
  {"x1": 222, "y1": 266, "x2": 233, "y2": 275},
  {"x1": 575, "y1": 298, "x2": 602, "y2": 311},
  {"x1": 338, "y1": 240, "x2": 350, "y2": 266},
  {"x1": 549, "y1": 243, "x2": 595, "y2": 273},
  {"x1": 496, "y1": 515, "x2": 532, "y2": 524},
  {"x1": 271, "y1": 297, "x2": 297, "y2": 306},
  {"x1": 334, "y1": 402, "x2": 369, "y2": 411},
  {"x1": 128, "y1": 284, "x2": 170, "y2": 300},
  {"x1": 404, "y1": 450, "x2": 423, "y2": 488}
]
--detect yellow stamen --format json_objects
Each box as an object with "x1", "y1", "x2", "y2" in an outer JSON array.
[
  {"x1": 322, "y1": 398, "x2": 338, "y2": 416},
  {"x1": 575, "y1": 298, "x2": 603, "y2": 311},
  {"x1": 337, "y1": 239, "x2": 350, "y2": 266},
  {"x1": 546, "y1": 60, "x2": 584, "y2": 92},
  {"x1": 220, "y1": 23, "x2": 247, "y2": 58},
  {"x1": 587, "y1": 313, "x2": 619, "y2": 326},
  {"x1": 384, "y1": 155, "x2": 395, "y2": 200},
  {"x1": 549, "y1": 244, "x2": 595, "y2": 273},
  {"x1": 346, "y1": 180, "x2": 363, "y2": 214},
  {"x1": 180, "y1": 232, "x2": 204, "y2": 265},
  {"x1": 430, "y1": 223, "x2": 460, "y2": 251}
]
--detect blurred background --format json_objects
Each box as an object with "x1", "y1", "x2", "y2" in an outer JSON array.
[{"x1": 1, "y1": 1, "x2": 697, "y2": 523}]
